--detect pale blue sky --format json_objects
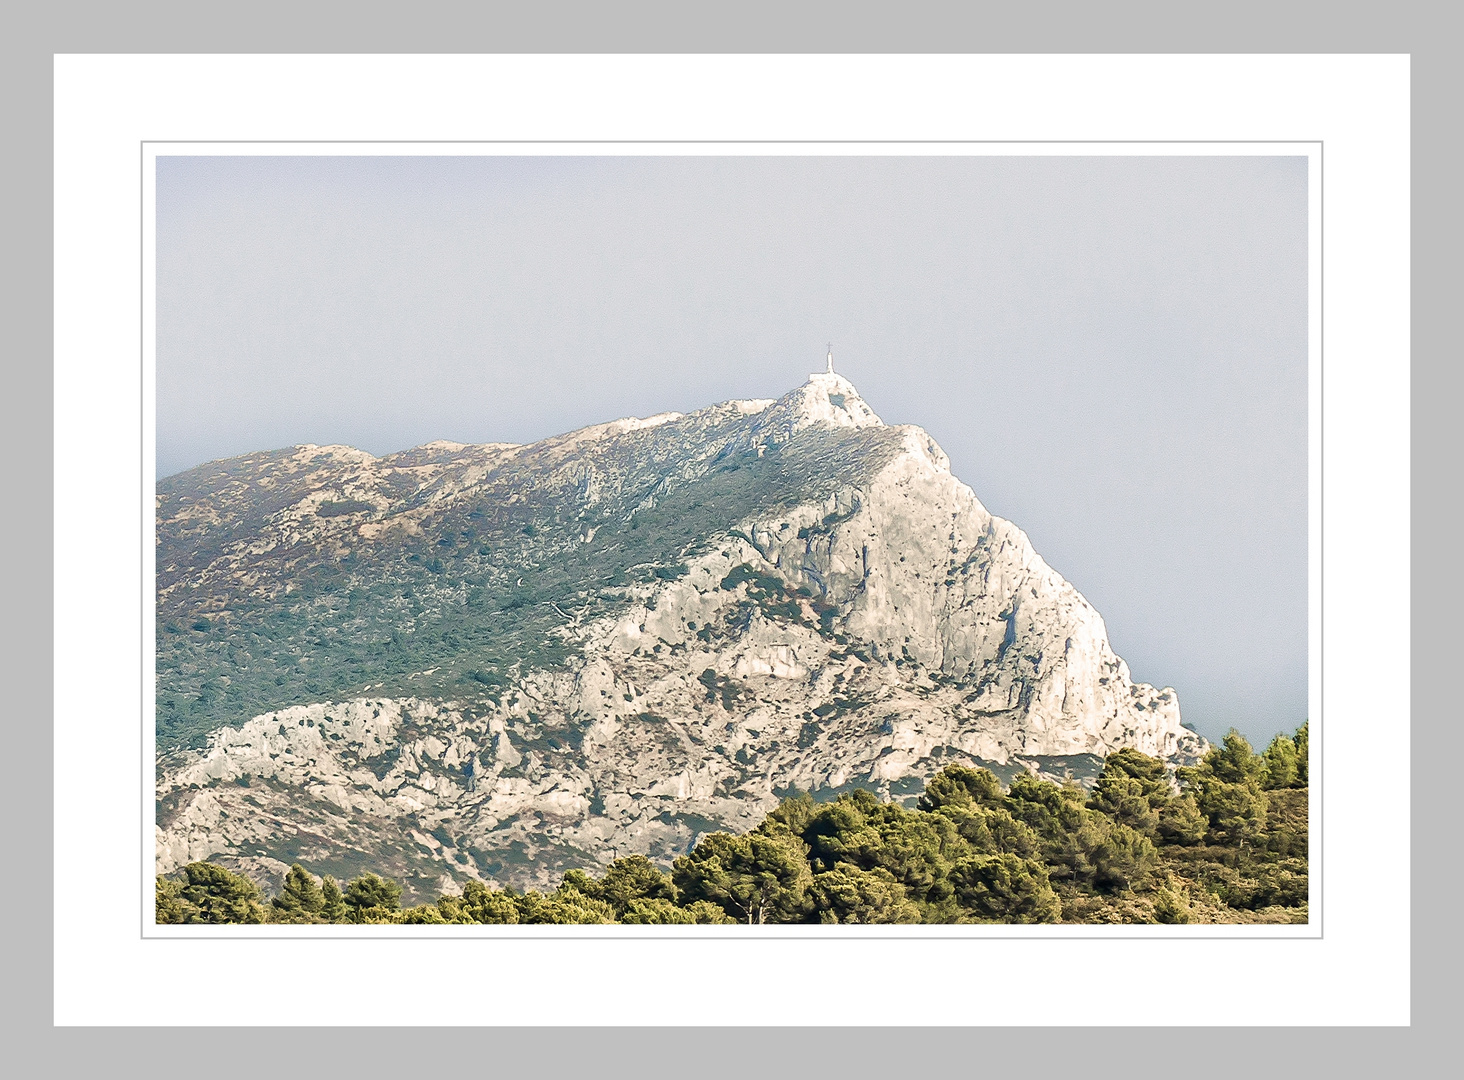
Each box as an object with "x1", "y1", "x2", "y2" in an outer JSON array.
[{"x1": 156, "y1": 154, "x2": 1309, "y2": 746}]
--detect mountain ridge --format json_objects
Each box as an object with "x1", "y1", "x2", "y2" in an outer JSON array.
[{"x1": 156, "y1": 372, "x2": 1204, "y2": 898}]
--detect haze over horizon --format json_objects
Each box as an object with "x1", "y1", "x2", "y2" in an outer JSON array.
[{"x1": 155, "y1": 154, "x2": 1309, "y2": 748}]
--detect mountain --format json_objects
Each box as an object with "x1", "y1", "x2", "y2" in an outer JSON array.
[{"x1": 155, "y1": 369, "x2": 1205, "y2": 900}]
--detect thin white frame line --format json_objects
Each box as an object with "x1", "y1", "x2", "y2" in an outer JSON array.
[{"x1": 139, "y1": 140, "x2": 1323, "y2": 941}]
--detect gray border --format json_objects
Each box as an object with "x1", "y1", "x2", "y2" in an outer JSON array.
[
  {"x1": 140, "y1": 137, "x2": 1325, "y2": 943},
  {"x1": 11, "y1": 0, "x2": 1444, "y2": 1068}
]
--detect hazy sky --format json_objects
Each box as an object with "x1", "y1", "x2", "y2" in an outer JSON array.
[{"x1": 156, "y1": 154, "x2": 1309, "y2": 747}]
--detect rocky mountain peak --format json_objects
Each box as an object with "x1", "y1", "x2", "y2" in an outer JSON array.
[
  {"x1": 745, "y1": 371, "x2": 884, "y2": 448},
  {"x1": 154, "y1": 367, "x2": 1206, "y2": 897}
]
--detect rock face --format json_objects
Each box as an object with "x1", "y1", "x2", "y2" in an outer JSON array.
[{"x1": 155, "y1": 370, "x2": 1204, "y2": 900}]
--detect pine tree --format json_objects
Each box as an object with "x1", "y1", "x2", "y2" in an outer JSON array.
[
  {"x1": 1260, "y1": 733, "x2": 1299, "y2": 789},
  {"x1": 271, "y1": 864, "x2": 326, "y2": 923},
  {"x1": 948, "y1": 853, "x2": 1061, "y2": 923},
  {"x1": 155, "y1": 876, "x2": 198, "y2": 924},
  {"x1": 344, "y1": 873, "x2": 403, "y2": 923},
  {"x1": 320, "y1": 876, "x2": 349, "y2": 922},
  {"x1": 165, "y1": 862, "x2": 269, "y2": 924},
  {"x1": 807, "y1": 865, "x2": 921, "y2": 924},
  {"x1": 672, "y1": 828, "x2": 812, "y2": 924}
]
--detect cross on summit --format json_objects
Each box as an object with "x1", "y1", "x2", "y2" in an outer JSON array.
[{"x1": 810, "y1": 343, "x2": 843, "y2": 383}]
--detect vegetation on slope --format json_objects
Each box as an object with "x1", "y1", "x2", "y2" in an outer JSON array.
[
  {"x1": 157, "y1": 725, "x2": 1308, "y2": 925},
  {"x1": 156, "y1": 423, "x2": 906, "y2": 752}
]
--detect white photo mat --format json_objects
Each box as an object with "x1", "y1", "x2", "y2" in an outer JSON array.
[{"x1": 56, "y1": 54, "x2": 1407, "y2": 1025}]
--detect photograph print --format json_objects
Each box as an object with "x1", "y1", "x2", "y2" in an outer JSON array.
[{"x1": 150, "y1": 149, "x2": 1313, "y2": 928}]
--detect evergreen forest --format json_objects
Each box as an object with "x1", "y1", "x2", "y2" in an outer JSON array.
[{"x1": 156, "y1": 725, "x2": 1308, "y2": 926}]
